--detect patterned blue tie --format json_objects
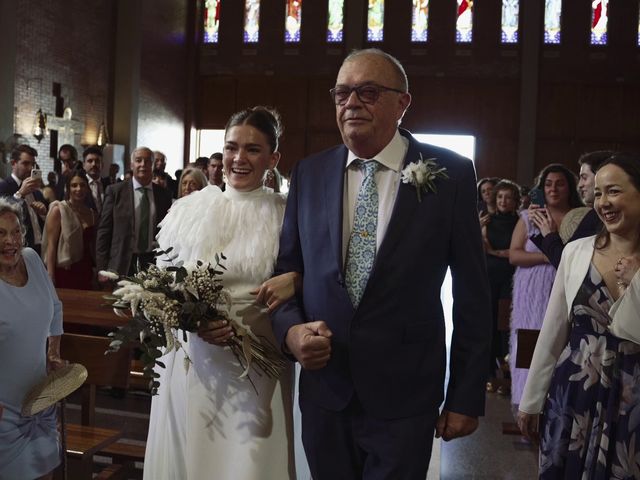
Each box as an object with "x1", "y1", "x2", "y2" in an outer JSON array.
[{"x1": 345, "y1": 160, "x2": 380, "y2": 307}]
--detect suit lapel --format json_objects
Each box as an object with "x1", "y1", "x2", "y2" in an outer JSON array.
[
  {"x1": 375, "y1": 132, "x2": 423, "y2": 262},
  {"x1": 323, "y1": 149, "x2": 348, "y2": 275}
]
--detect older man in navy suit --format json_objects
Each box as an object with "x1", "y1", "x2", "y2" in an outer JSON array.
[{"x1": 271, "y1": 49, "x2": 491, "y2": 479}]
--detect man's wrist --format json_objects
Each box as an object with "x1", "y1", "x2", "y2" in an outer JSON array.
[{"x1": 13, "y1": 191, "x2": 22, "y2": 200}]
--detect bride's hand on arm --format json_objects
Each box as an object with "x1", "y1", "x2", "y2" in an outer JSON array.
[
  {"x1": 198, "y1": 319, "x2": 234, "y2": 346},
  {"x1": 251, "y1": 272, "x2": 302, "y2": 313}
]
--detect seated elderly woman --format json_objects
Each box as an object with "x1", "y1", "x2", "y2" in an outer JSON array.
[
  {"x1": 0, "y1": 198, "x2": 65, "y2": 479},
  {"x1": 177, "y1": 166, "x2": 209, "y2": 198},
  {"x1": 518, "y1": 153, "x2": 640, "y2": 478}
]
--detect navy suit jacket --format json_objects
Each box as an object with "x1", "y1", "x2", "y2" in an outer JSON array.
[
  {"x1": 0, "y1": 176, "x2": 46, "y2": 250},
  {"x1": 271, "y1": 129, "x2": 491, "y2": 420}
]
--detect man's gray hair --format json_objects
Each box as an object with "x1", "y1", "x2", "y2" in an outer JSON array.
[
  {"x1": 130, "y1": 147, "x2": 154, "y2": 162},
  {"x1": 342, "y1": 48, "x2": 409, "y2": 92}
]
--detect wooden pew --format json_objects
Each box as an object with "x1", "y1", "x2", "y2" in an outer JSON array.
[
  {"x1": 60, "y1": 333, "x2": 132, "y2": 479},
  {"x1": 501, "y1": 328, "x2": 541, "y2": 436}
]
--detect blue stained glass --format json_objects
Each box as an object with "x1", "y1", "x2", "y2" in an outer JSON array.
[
  {"x1": 285, "y1": 0, "x2": 302, "y2": 43},
  {"x1": 367, "y1": 0, "x2": 384, "y2": 42},
  {"x1": 456, "y1": 0, "x2": 473, "y2": 43},
  {"x1": 501, "y1": 0, "x2": 519, "y2": 44},
  {"x1": 544, "y1": 0, "x2": 561, "y2": 44},
  {"x1": 590, "y1": 0, "x2": 608, "y2": 45},
  {"x1": 411, "y1": 0, "x2": 429, "y2": 42},
  {"x1": 244, "y1": 0, "x2": 260, "y2": 43},
  {"x1": 327, "y1": 0, "x2": 344, "y2": 42},
  {"x1": 203, "y1": 0, "x2": 220, "y2": 44}
]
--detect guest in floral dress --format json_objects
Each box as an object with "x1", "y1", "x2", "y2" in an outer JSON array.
[{"x1": 518, "y1": 153, "x2": 640, "y2": 478}]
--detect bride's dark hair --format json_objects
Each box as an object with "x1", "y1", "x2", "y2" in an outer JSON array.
[{"x1": 225, "y1": 106, "x2": 283, "y2": 153}]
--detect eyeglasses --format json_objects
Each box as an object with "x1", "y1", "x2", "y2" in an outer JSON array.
[{"x1": 329, "y1": 84, "x2": 405, "y2": 106}]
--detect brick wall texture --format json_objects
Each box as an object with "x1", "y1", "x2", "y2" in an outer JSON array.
[{"x1": 12, "y1": 0, "x2": 189, "y2": 176}]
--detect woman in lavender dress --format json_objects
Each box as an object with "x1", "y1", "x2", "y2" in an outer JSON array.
[{"x1": 509, "y1": 165, "x2": 582, "y2": 408}]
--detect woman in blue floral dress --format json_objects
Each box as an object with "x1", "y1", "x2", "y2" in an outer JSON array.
[{"x1": 517, "y1": 154, "x2": 640, "y2": 478}]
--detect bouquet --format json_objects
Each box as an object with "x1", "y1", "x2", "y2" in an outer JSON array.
[{"x1": 102, "y1": 249, "x2": 286, "y2": 395}]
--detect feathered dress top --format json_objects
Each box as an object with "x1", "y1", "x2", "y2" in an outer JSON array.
[{"x1": 143, "y1": 185, "x2": 296, "y2": 480}]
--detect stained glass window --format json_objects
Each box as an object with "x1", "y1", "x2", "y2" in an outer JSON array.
[
  {"x1": 327, "y1": 0, "x2": 345, "y2": 42},
  {"x1": 285, "y1": 0, "x2": 302, "y2": 43},
  {"x1": 244, "y1": 0, "x2": 260, "y2": 43},
  {"x1": 411, "y1": 0, "x2": 429, "y2": 42},
  {"x1": 501, "y1": 0, "x2": 519, "y2": 44},
  {"x1": 203, "y1": 0, "x2": 221, "y2": 43},
  {"x1": 456, "y1": 0, "x2": 473, "y2": 43},
  {"x1": 367, "y1": 0, "x2": 384, "y2": 42},
  {"x1": 544, "y1": 0, "x2": 561, "y2": 44},
  {"x1": 590, "y1": 0, "x2": 608, "y2": 45}
]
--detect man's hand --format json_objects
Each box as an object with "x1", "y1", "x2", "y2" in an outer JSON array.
[
  {"x1": 435, "y1": 410, "x2": 478, "y2": 441},
  {"x1": 18, "y1": 177, "x2": 40, "y2": 197},
  {"x1": 285, "y1": 321, "x2": 332, "y2": 370}
]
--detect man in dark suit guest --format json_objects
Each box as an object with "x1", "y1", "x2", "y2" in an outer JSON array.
[
  {"x1": 271, "y1": 48, "x2": 491, "y2": 479},
  {"x1": 96, "y1": 147, "x2": 172, "y2": 279},
  {"x1": 54, "y1": 144, "x2": 78, "y2": 200},
  {"x1": 0, "y1": 145, "x2": 47, "y2": 255},
  {"x1": 153, "y1": 150, "x2": 177, "y2": 198},
  {"x1": 82, "y1": 146, "x2": 104, "y2": 214},
  {"x1": 102, "y1": 163, "x2": 122, "y2": 189},
  {"x1": 207, "y1": 152, "x2": 225, "y2": 190}
]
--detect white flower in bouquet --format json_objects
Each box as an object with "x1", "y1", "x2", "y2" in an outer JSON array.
[{"x1": 104, "y1": 249, "x2": 286, "y2": 395}]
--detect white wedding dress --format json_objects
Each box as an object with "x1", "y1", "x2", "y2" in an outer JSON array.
[{"x1": 143, "y1": 185, "x2": 296, "y2": 480}]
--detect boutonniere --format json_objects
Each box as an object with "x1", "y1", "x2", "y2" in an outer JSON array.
[{"x1": 400, "y1": 153, "x2": 449, "y2": 202}]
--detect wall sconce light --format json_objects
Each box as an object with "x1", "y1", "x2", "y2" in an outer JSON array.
[
  {"x1": 96, "y1": 122, "x2": 110, "y2": 146},
  {"x1": 32, "y1": 109, "x2": 48, "y2": 143}
]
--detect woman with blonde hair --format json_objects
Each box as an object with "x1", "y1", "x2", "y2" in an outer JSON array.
[{"x1": 177, "y1": 166, "x2": 208, "y2": 198}]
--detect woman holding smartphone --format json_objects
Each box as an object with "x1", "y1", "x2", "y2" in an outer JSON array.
[{"x1": 508, "y1": 164, "x2": 582, "y2": 411}]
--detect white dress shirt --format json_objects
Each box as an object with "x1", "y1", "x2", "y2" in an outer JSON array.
[
  {"x1": 11, "y1": 173, "x2": 42, "y2": 245},
  {"x1": 341, "y1": 130, "x2": 409, "y2": 266},
  {"x1": 131, "y1": 177, "x2": 156, "y2": 253},
  {"x1": 88, "y1": 177, "x2": 103, "y2": 212}
]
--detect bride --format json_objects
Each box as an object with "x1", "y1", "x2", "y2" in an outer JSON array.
[{"x1": 143, "y1": 107, "x2": 299, "y2": 479}]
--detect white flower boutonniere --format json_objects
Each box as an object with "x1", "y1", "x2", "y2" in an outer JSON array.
[{"x1": 401, "y1": 153, "x2": 449, "y2": 202}]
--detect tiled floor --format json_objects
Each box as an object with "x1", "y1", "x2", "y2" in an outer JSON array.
[
  {"x1": 439, "y1": 392, "x2": 539, "y2": 479},
  {"x1": 65, "y1": 386, "x2": 540, "y2": 479}
]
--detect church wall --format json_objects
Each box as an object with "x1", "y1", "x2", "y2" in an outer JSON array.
[
  {"x1": 135, "y1": 0, "x2": 191, "y2": 175},
  {"x1": 13, "y1": 0, "x2": 113, "y2": 175}
]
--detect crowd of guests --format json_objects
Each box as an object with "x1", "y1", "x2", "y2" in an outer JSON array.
[
  {"x1": 0, "y1": 143, "x2": 287, "y2": 291},
  {"x1": 1, "y1": 47, "x2": 639, "y2": 480},
  {"x1": 478, "y1": 150, "x2": 640, "y2": 478}
]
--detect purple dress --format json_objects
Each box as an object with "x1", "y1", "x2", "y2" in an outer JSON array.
[{"x1": 509, "y1": 210, "x2": 556, "y2": 406}]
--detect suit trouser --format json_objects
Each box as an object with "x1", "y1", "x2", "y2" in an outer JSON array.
[{"x1": 300, "y1": 392, "x2": 438, "y2": 480}]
